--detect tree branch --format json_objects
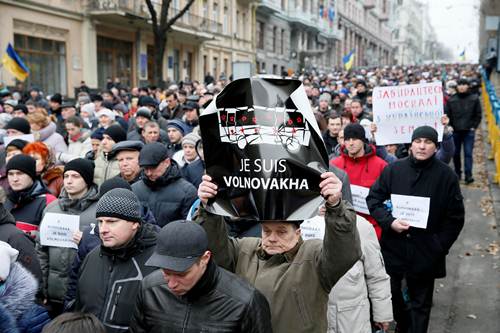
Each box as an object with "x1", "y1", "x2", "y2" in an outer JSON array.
[
  {"x1": 159, "y1": 0, "x2": 172, "y2": 31},
  {"x1": 144, "y1": 0, "x2": 159, "y2": 33},
  {"x1": 165, "y1": 0, "x2": 196, "y2": 32}
]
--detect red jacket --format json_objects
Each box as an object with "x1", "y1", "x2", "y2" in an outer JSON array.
[{"x1": 331, "y1": 144, "x2": 387, "y2": 239}]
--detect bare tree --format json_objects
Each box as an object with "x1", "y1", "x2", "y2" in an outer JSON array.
[{"x1": 145, "y1": 0, "x2": 196, "y2": 87}]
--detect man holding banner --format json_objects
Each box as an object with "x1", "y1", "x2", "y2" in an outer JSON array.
[
  {"x1": 196, "y1": 78, "x2": 361, "y2": 333},
  {"x1": 366, "y1": 126, "x2": 465, "y2": 333}
]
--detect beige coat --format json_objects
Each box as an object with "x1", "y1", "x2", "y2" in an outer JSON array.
[{"x1": 93, "y1": 150, "x2": 120, "y2": 186}]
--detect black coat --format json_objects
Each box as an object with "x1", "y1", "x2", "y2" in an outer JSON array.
[
  {"x1": 132, "y1": 162, "x2": 197, "y2": 226},
  {"x1": 128, "y1": 260, "x2": 273, "y2": 333},
  {"x1": 181, "y1": 158, "x2": 204, "y2": 189},
  {"x1": 0, "y1": 204, "x2": 42, "y2": 282},
  {"x1": 322, "y1": 131, "x2": 338, "y2": 156},
  {"x1": 445, "y1": 92, "x2": 482, "y2": 131},
  {"x1": 366, "y1": 155, "x2": 464, "y2": 278},
  {"x1": 75, "y1": 224, "x2": 157, "y2": 333}
]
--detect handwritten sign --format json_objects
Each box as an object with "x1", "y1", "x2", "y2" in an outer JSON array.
[
  {"x1": 351, "y1": 185, "x2": 370, "y2": 214},
  {"x1": 391, "y1": 194, "x2": 430, "y2": 229},
  {"x1": 40, "y1": 213, "x2": 80, "y2": 249},
  {"x1": 300, "y1": 215, "x2": 325, "y2": 240},
  {"x1": 373, "y1": 81, "x2": 444, "y2": 145}
]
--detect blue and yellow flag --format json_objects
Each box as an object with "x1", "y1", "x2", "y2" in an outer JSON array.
[
  {"x1": 342, "y1": 49, "x2": 355, "y2": 71},
  {"x1": 1, "y1": 43, "x2": 29, "y2": 81},
  {"x1": 458, "y1": 49, "x2": 466, "y2": 62}
]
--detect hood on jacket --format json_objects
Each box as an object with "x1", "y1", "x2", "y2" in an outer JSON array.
[
  {"x1": 57, "y1": 184, "x2": 100, "y2": 213},
  {"x1": 338, "y1": 143, "x2": 377, "y2": 162},
  {"x1": 0, "y1": 262, "x2": 38, "y2": 320},
  {"x1": 100, "y1": 222, "x2": 157, "y2": 260},
  {"x1": 36, "y1": 121, "x2": 57, "y2": 142},
  {"x1": 141, "y1": 160, "x2": 183, "y2": 189}
]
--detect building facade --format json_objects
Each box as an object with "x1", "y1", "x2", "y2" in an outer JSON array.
[
  {"x1": 389, "y1": 0, "x2": 424, "y2": 65},
  {"x1": 336, "y1": 0, "x2": 393, "y2": 68},
  {"x1": 0, "y1": 0, "x2": 255, "y2": 96},
  {"x1": 479, "y1": 0, "x2": 500, "y2": 65}
]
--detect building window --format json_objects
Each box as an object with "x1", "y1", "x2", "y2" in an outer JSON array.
[
  {"x1": 242, "y1": 13, "x2": 247, "y2": 39},
  {"x1": 14, "y1": 34, "x2": 67, "y2": 95},
  {"x1": 272, "y1": 26, "x2": 277, "y2": 53},
  {"x1": 223, "y1": 58, "x2": 228, "y2": 76},
  {"x1": 96, "y1": 36, "x2": 133, "y2": 90},
  {"x1": 203, "y1": 0, "x2": 208, "y2": 17},
  {"x1": 261, "y1": 62, "x2": 266, "y2": 73},
  {"x1": 257, "y1": 21, "x2": 265, "y2": 49},
  {"x1": 213, "y1": 57, "x2": 218, "y2": 78},
  {"x1": 273, "y1": 64, "x2": 278, "y2": 74},
  {"x1": 213, "y1": 2, "x2": 219, "y2": 22},
  {"x1": 223, "y1": 6, "x2": 229, "y2": 34},
  {"x1": 281, "y1": 29, "x2": 285, "y2": 55},
  {"x1": 281, "y1": 66, "x2": 285, "y2": 76}
]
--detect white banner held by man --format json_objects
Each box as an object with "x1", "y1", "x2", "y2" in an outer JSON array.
[
  {"x1": 40, "y1": 213, "x2": 80, "y2": 249},
  {"x1": 350, "y1": 185, "x2": 370, "y2": 214},
  {"x1": 391, "y1": 194, "x2": 430, "y2": 229},
  {"x1": 373, "y1": 81, "x2": 444, "y2": 145}
]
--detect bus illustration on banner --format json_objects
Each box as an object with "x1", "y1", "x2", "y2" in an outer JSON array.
[{"x1": 217, "y1": 105, "x2": 311, "y2": 151}]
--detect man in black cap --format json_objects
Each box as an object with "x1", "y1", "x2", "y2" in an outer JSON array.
[
  {"x1": 138, "y1": 95, "x2": 168, "y2": 131},
  {"x1": 4, "y1": 155, "x2": 56, "y2": 234},
  {"x1": 5, "y1": 117, "x2": 31, "y2": 137},
  {"x1": 367, "y1": 126, "x2": 465, "y2": 333},
  {"x1": 110, "y1": 140, "x2": 144, "y2": 184},
  {"x1": 132, "y1": 142, "x2": 197, "y2": 226},
  {"x1": 182, "y1": 101, "x2": 199, "y2": 133},
  {"x1": 57, "y1": 101, "x2": 79, "y2": 138},
  {"x1": 94, "y1": 124, "x2": 127, "y2": 186},
  {"x1": 39, "y1": 158, "x2": 100, "y2": 316},
  {"x1": 129, "y1": 220, "x2": 273, "y2": 333},
  {"x1": 49, "y1": 93, "x2": 63, "y2": 121},
  {"x1": 74, "y1": 188, "x2": 157, "y2": 332},
  {"x1": 12, "y1": 104, "x2": 29, "y2": 118},
  {"x1": 127, "y1": 107, "x2": 152, "y2": 141},
  {"x1": 444, "y1": 78, "x2": 482, "y2": 184}
]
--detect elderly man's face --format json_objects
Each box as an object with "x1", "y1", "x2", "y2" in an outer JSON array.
[{"x1": 261, "y1": 222, "x2": 301, "y2": 255}]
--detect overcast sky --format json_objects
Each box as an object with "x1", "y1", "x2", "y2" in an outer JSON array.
[{"x1": 423, "y1": 0, "x2": 480, "y2": 62}]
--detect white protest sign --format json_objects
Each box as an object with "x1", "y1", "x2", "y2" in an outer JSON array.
[
  {"x1": 350, "y1": 185, "x2": 370, "y2": 214},
  {"x1": 373, "y1": 81, "x2": 444, "y2": 145},
  {"x1": 40, "y1": 213, "x2": 80, "y2": 249},
  {"x1": 300, "y1": 215, "x2": 325, "y2": 240},
  {"x1": 3, "y1": 134, "x2": 35, "y2": 146},
  {"x1": 391, "y1": 194, "x2": 430, "y2": 229}
]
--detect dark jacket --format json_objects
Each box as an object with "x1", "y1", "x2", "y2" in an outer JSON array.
[
  {"x1": 129, "y1": 260, "x2": 273, "y2": 333},
  {"x1": 75, "y1": 224, "x2": 157, "y2": 333},
  {"x1": 366, "y1": 154, "x2": 465, "y2": 278},
  {"x1": 37, "y1": 186, "x2": 100, "y2": 303},
  {"x1": 196, "y1": 201, "x2": 361, "y2": 333},
  {"x1": 0, "y1": 204, "x2": 42, "y2": 282},
  {"x1": 181, "y1": 158, "x2": 204, "y2": 189},
  {"x1": 132, "y1": 162, "x2": 197, "y2": 226},
  {"x1": 445, "y1": 92, "x2": 482, "y2": 131},
  {"x1": 4, "y1": 180, "x2": 56, "y2": 233},
  {"x1": 322, "y1": 131, "x2": 339, "y2": 156}
]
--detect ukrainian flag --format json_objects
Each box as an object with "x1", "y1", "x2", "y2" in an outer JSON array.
[
  {"x1": 459, "y1": 49, "x2": 466, "y2": 62},
  {"x1": 343, "y1": 49, "x2": 355, "y2": 71},
  {"x1": 1, "y1": 43, "x2": 29, "y2": 81}
]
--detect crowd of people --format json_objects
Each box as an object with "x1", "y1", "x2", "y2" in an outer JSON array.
[{"x1": 0, "y1": 63, "x2": 481, "y2": 333}]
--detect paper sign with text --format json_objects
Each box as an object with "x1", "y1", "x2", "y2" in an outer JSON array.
[
  {"x1": 373, "y1": 81, "x2": 444, "y2": 145},
  {"x1": 351, "y1": 185, "x2": 370, "y2": 214},
  {"x1": 40, "y1": 213, "x2": 80, "y2": 249},
  {"x1": 391, "y1": 194, "x2": 430, "y2": 229},
  {"x1": 300, "y1": 215, "x2": 325, "y2": 240}
]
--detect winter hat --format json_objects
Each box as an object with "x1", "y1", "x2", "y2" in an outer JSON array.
[
  {"x1": 139, "y1": 142, "x2": 169, "y2": 167},
  {"x1": 5, "y1": 117, "x2": 31, "y2": 134},
  {"x1": 138, "y1": 96, "x2": 158, "y2": 108},
  {"x1": 6, "y1": 154, "x2": 37, "y2": 180},
  {"x1": 91, "y1": 129, "x2": 104, "y2": 140},
  {"x1": 104, "y1": 124, "x2": 127, "y2": 143},
  {"x1": 6, "y1": 139, "x2": 28, "y2": 151},
  {"x1": 182, "y1": 132, "x2": 201, "y2": 147},
  {"x1": 135, "y1": 107, "x2": 152, "y2": 120},
  {"x1": 50, "y1": 93, "x2": 62, "y2": 104},
  {"x1": 0, "y1": 241, "x2": 19, "y2": 281},
  {"x1": 319, "y1": 93, "x2": 331, "y2": 104},
  {"x1": 96, "y1": 188, "x2": 141, "y2": 223},
  {"x1": 411, "y1": 126, "x2": 438, "y2": 146},
  {"x1": 64, "y1": 158, "x2": 95, "y2": 187},
  {"x1": 457, "y1": 78, "x2": 470, "y2": 86},
  {"x1": 4, "y1": 99, "x2": 18, "y2": 108},
  {"x1": 97, "y1": 108, "x2": 116, "y2": 121},
  {"x1": 113, "y1": 103, "x2": 128, "y2": 115},
  {"x1": 167, "y1": 119, "x2": 187, "y2": 136},
  {"x1": 13, "y1": 104, "x2": 28, "y2": 115},
  {"x1": 80, "y1": 103, "x2": 96, "y2": 117},
  {"x1": 343, "y1": 123, "x2": 366, "y2": 142},
  {"x1": 99, "y1": 177, "x2": 132, "y2": 198}
]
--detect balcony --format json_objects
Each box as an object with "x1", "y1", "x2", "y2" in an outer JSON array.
[
  {"x1": 363, "y1": 0, "x2": 376, "y2": 10},
  {"x1": 287, "y1": 8, "x2": 319, "y2": 30},
  {"x1": 318, "y1": 20, "x2": 342, "y2": 40},
  {"x1": 172, "y1": 8, "x2": 223, "y2": 35},
  {"x1": 258, "y1": 0, "x2": 281, "y2": 14},
  {"x1": 87, "y1": 0, "x2": 148, "y2": 18}
]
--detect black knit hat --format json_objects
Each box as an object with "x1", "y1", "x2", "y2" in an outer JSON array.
[
  {"x1": 96, "y1": 188, "x2": 141, "y2": 223},
  {"x1": 13, "y1": 104, "x2": 28, "y2": 115},
  {"x1": 343, "y1": 123, "x2": 366, "y2": 142},
  {"x1": 411, "y1": 126, "x2": 438, "y2": 146},
  {"x1": 99, "y1": 177, "x2": 132, "y2": 198},
  {"x1": 104, "y1": 125, "x2": 127, "y2": 143},
  {"x1": 6, "y1": 139, "x2": 28, "y2": 151},
  {"x1": 64, "y1": 158, "x2": 95, "y2": 187},
  {"x1": 5, "y1": 118, "x2": 31, "y2": 134},
  {"x1": 6, "y1": 154, "x2": 37, "y2": 180},
  {"x1": 50, "y1": 93, "x2": 62, "y2": 104}
]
